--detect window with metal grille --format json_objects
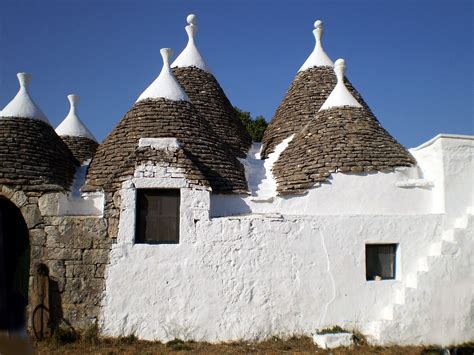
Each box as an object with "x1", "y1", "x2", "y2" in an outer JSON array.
[
  {"x1": 365, "y1": 244, "x2": 397, "y2": 281},
  {"x1": 135, "y1": 189, "x2": 180, "y2": 244}
]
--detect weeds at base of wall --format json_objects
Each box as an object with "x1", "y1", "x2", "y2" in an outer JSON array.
[
  {"x1": 166, "y1": 338, "x2": 194, "y2": 351},
  {"x1": 316, "y1": 325, "x2": 348, "y2": 335},
  {"x1": 34, "y1": 330, "x2": 474, "y2": 355}
]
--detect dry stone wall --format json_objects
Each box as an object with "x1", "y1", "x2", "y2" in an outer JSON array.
[{"x1": 0, "y1": 184, "x2": 111, "y2": 331}]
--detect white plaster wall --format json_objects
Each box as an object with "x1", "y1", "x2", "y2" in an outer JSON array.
[
  {"x1": 411, "y1": 134, "x2": 474, "y2": 225},
  {"x1": 213, "y1": 135, "x2": 474, "y2": 218},
  {"x1": 100, "y1": 135, "x2": 473, "y2": 345},
  {"x1": 211, "y1": 167, "x2": 435, "y2": 217},
  {"x1": 101, "y1": 161, "x2": 450, "y2": 342},
  {"x1": 102, "y1": 208, "x2": 447, "y2": 342},
  {"x1": 58, "y1": 192, "x2": 104, "y2": 216}
]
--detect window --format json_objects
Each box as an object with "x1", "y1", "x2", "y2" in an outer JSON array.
[
  {"x1": 365, "y1": 244, "x2": 397, "y2": 281},
  {"x1": 135, "y1": 189, "x2": 180, "y2": 244}
]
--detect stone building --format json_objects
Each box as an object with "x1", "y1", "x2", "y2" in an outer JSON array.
[{"x1": 0, "y1": 15, "x2": 472, "y2": 346}]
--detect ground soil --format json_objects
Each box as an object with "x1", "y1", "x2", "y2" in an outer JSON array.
[{"x1": 30, "y1": 336, "x2": 465, "y2": 355}]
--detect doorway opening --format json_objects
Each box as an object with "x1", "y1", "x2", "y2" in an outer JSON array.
[{"x1": 0, "y1": 197, "x2": 30, "y2": 333}]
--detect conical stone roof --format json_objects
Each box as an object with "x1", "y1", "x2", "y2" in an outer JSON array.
[
  {"x1": 273, "y1": 60, "x2": 415, "y2": 195},
  {"x1": 0, "y1": 74, "x2": 78, "y2": 191},
  {"x1": 61, "y1": 136, "x2": 98, "y2": 164},
  {"x1": 56, "y1": 95, "x2": 99, "y2": 163},
  {"x1": 260, "y1": 20, "x2": 371, "y2": 159},
  {"x1": 171, "y1": 15, "x2": 251, "y2": 158},
  {"x1": 85, "y1": 49, "x2": 248, "y2": 194},
  {"x1": 85, "y1": 98, "x2": 248, "y2": 193}
]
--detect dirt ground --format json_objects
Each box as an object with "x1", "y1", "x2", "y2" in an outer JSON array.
[
  {"x1": 31, "y1": 337, "x2": 472, "y2": 355},
  {"x1": 1, "y1": 335, "x2": 472, "y2": 354}
]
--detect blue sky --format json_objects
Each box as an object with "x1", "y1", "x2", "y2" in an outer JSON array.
[{"x1": 0, "y1": 0, "x2": 472, "y2": 147}]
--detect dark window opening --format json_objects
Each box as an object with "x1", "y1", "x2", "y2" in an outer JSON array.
[
  {"x1": 365, "y1": 244, "x2": 397, "y2": 281},
  {"x1": 135, "y1": 189, "x2": 180, "y2": 244}
]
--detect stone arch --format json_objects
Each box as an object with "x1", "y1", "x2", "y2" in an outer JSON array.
[
  {"x1": 0, "y1": 195, "x2": 31, "y2": 333},
  {"x1": 0, "y1": 187, "x2": 42, "y2": 231}
]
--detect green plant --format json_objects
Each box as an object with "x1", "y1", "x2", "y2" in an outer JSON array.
[
  {"x1": 317, "y1": 325, "x2": 348, "y2": 334},
  {"x1": 270, "y1": 335, "x2": 281, "y2": 342},
  {"x1": 234, "y1": 106, "x2": 268, "y2": 142},
  {"x1": 82, "y1": 323, "x2": 100, "y2": 345},
  {"x1": 166, "y1": 338, "x2": 193, "y2": 351},
  {"x1": 52, "y1": 326, "x2": 79, "y2": 345},
  {"x1": 118, "y1": 333, "x2": 138, "y2": 344},
  {"x1": 351, "y1": 330, "x2": 367, "y2": 346}
]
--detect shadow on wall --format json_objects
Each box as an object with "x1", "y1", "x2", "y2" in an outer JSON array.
[{"x1": 30, "y1": 263, "x2": 68, "y2": 340}]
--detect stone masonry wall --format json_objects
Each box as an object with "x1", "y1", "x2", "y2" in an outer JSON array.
[{"x1": 0, "y1": 184, "x2": 112, "y2": 331}]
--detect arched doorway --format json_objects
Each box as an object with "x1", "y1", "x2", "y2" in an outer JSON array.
[{"x1": 0, "y1": 197, "x2": 30, "y2": 334}]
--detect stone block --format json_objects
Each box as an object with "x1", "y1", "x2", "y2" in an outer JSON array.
[
  {"x1": 313, "y1": 333, "x2": 353, "y2": 349},
  {"x1": 30, "y1": 246, "x2": 44, "y2": 260},
  {"x1": 29, "y1": 228, "x2": 46, "y2": 246},
  {"x1": 0, "y1": 185, "x2": 15, "y2": 200},
  {"x1": 21, "y1": 204, "x2": 42, "y2": 228},
  {"x1": 38, "y1": 193, "x2": 59, "y2": 216},
  {"x1": 12, "y1": 190, "x2": 28, "y2": 207},
  {"x1": 71, "y1": 265, "x2": 96, "y2": 278},
  {"x1": 47, "y1": 259, "x2": 66, "y2": 279},
  {"x1": 82, "y1": 249, "x2": 109, "y2": 264},
  {"x1": 47, "y1": 247, "x2": 82, "y2": 261}
]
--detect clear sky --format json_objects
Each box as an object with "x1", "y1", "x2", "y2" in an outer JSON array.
[{"x1": 0, "y1": 0, "x2": 472, "y2": 147}]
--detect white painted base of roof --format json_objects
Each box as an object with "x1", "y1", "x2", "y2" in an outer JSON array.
[{"x1": 239, "y1": 135, "x2": 294, "y2": 201}]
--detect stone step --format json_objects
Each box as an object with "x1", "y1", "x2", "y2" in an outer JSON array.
[
  {"x1": 394, "y1": 287, "x2": 405, "y2": 304},
  {"x1": 406, "y1": 273, "x2": 418, "y2": 289},
  {"x1": 361, "y1": 321, "x2": 384, "y2": 342},
  {"x1": 418, "y1": 257, "x2": 429, "y2": 272},
  {"x1": 454, "y1": 215, "x2": 469, "y2": 229},
  {"x1": 442, "y1": 229, "x2": 455, "y2": 242},
  {"x1": 428, "y1": 242, "x2": 442, "y2": 256},
  {"x1": 381, "y1": 304, "x2": 394, "y2": 320},
  {"x1": 439, "y1": 240, "x2": 459, "y2": 256}
]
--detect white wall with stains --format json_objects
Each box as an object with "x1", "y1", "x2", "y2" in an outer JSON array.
[{"x1": 100, "y1": 135, "x2": 473, "y2": 346}]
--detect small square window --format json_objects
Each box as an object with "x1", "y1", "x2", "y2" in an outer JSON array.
[
  {"x1": 135, "y1": 189, "x2": 180, "y2": 244},
  {"x1": 365, "y1": 244, "x2": 397, "y2": 281}
]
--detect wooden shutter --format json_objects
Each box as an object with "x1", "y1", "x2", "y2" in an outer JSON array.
[{"x1": 135, "y1": 189, "x2": 180, "y2": 244}]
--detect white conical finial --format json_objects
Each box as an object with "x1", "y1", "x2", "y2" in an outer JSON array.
[
  {"x1": 55, "y1": 94, "x2": 97, "y2": 141},
  {"x1": 161, "y1": 48, "x2": 172, "y2": 69},
  {"x1": 298, "y1": 20, "x2": 334, "y2": 72},
  {"x1": 68, "y1": 93, "x2": 80, "y2": 107},
  {"x1": 319, "y1": 58, "x2": 362, "y2": 111},
  {"x1": 314, "y1": 20, "x2": 323, "y2": 42},
  {"x1": 136, "y1": 48, "x2": 190, "y2": 102},
  {"x1": 171, "y1": 14, "x2": 210, "y2": 72},
  {"x1": 0, "y1": 72, "x2": 50, "y2": 123},
  {"x1": 334, "y1": 58, "x2": 346, "y2": 81},
  {"x1": 17, "y1": 72, "x2": 32, "y2": 90},
  {"x1": 187, "y1": 14, "x2": 197, "y2": 25}
]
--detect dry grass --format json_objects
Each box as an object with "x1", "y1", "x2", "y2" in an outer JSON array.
[{"x1": 30, "y1": 335, "x2": 461, "y2": 355}]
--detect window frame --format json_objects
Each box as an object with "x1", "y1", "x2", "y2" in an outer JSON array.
[
  {"x1": 135, "y1": 188, "x2": 181, "y2": 245},
  {"x1": 365, "y1": 243, "x2": 398, "y2": 281}
]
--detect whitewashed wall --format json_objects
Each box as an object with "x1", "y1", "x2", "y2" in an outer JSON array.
[{"x1": 100, "y1": 135, "x2": 474, "y2": 345}]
